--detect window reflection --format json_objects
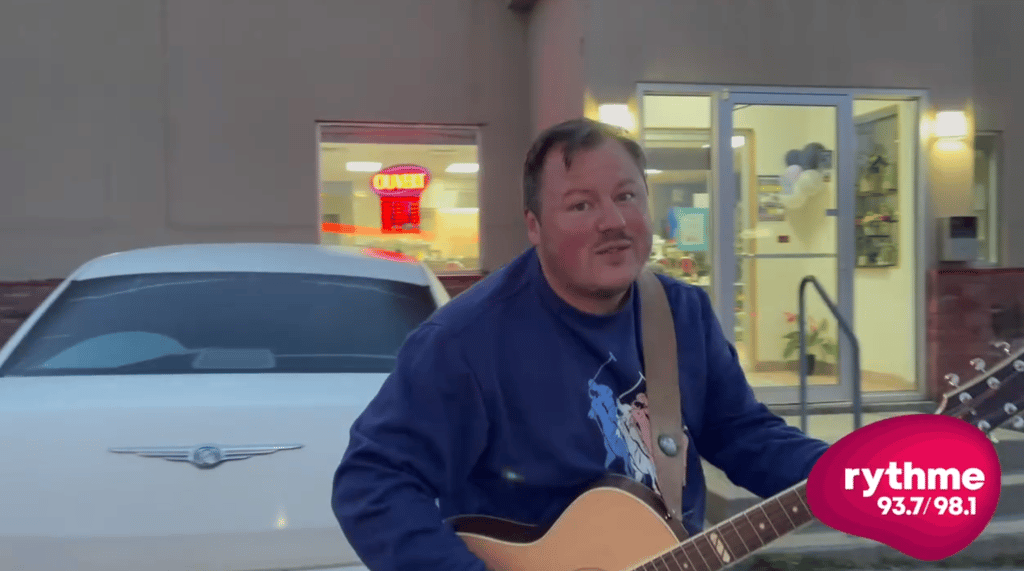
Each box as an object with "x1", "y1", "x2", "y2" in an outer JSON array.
[
  {"x1": 318, "y1": 124, "x2": 480, "y2": 274},
  {"x1": 643, "y1": 129, "x2": 714, "y2": 288}
]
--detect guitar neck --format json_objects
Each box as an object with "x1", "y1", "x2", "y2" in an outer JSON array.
[{"x1": 635, "y1": 481, "x2": 813, "y2": 571}]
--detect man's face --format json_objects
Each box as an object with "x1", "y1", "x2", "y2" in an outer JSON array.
[{"x1": 526, "y1": 138, "x2": 653, "y2": 306}]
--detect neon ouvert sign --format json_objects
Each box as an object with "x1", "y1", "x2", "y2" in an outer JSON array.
[{"x1": 370, "y1": 164, "x2": 430, "y2": 233}]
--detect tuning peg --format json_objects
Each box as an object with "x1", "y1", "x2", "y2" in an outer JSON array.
[
  {"x1": 993, "y1": 341, "x2": 1012, "y2": 355},
  {"x1": 1006, "y1": 403, "x2": 1019, "y2": 415},
  {"x1": 1015, "y1": 360, "x2": 1024, "y2": 372},
  {"x1": 945, "y1": 373, "x2": 960, "y2": 387},
  {"x1": 979, "y1": 420, "x2": 992, "y2": 431},
  {"x1": 1012, "y1": 417, "x2": 1024, "y2": 430},
  {"x1": 971, "y1": 358, "x2": 987, "y2": 372}
]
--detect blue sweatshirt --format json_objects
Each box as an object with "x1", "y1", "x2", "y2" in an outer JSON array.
[{"x1": 332, "y1": 247, "x2": 828, "y2": 571}]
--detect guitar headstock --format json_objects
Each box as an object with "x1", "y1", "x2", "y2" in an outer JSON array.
[{"x1": 936, "y1": 340, "x2": 1024, "y2": 441}]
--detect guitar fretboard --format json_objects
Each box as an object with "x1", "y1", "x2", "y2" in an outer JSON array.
[{"x1": 634, "y1": 481, "x2": 813, "y2": 571}]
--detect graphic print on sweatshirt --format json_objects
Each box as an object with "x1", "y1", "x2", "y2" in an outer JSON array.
[{"x1": 586, "y1": 352, "x2": 660, "y2": 494}]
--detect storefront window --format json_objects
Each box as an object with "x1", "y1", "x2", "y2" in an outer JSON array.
[
  {"x1": 852, "y1": 99, "x2": 918, "y2": 393},
  {"x1": 974, "y1": 131, "x2": 1001, "y2": 264},
  {"x1": 317, "y1": 123, "x2": 480, "y2": 274},
  {"x1": 640, "y1": 95, "x2": 715, "y2": 292},
  {"x1": 640, "y1": 94, "x2": 744, "y2": 343}
]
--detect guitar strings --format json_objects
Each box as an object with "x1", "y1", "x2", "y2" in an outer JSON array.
[
  {"x1": 639, "y1": 485, "x2": 812, "y2": 571},
  {"x1": 948, "y1": 367, "x2": 1023, "y2": 420}
]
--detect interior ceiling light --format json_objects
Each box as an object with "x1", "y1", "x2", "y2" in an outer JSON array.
[
  {"x1": 346, "y1": 161, "x2": 383, "y2": 172},
  {"x1": 445, "y1": 163, "x2": 479, "y2": 173},
  {"x1": 700, "y1": 138, "x2": 744, "y2": 149}
]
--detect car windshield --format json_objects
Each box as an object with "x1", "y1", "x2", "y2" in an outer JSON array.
[{"x1": 0, "y1": 271, "x2": 438, "y2": 376}]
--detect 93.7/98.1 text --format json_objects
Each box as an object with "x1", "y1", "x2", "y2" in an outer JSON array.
[{"x1": 877, "y1": 496, "x2": 977, "y2": 516}]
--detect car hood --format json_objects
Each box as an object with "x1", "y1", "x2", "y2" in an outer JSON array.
[{"x1": 0, "y1": 373, "x2": 385, "y2": 571}]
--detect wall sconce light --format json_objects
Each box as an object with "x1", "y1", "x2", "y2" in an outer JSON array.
[
  {"x1": 935, "y1": 111, "x2": 968, "y2": 139},
  {"x1": 598, "y1": 104, "x2": 636, "y2": 132}
]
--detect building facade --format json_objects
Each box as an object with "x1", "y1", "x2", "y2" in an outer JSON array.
[{"x1": 2, "y1": 0, "x2": 1022, "y2": 407}]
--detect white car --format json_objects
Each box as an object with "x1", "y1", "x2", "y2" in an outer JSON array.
[{"x1": 0, "y1": 243, "x2": 451, "y2": 571}]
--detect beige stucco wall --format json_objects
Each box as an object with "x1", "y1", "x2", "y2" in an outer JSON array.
[
  {"x1": 0, "y1": 0, "x2": 531, "y2": 279},
  {"x1": 2, "y1": 0, "x2": 1022, "y2": 279},
  {"x1": 972, "y1": 0, "x2": 1023, "y2": 267},
  {"x1": 527, "y1": 0, "x2": 586, "y2": 138}
]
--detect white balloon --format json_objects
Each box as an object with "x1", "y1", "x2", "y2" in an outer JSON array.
[
  {"x1": 780, "y1": 170, "x2": 825, "y2": 210},
  {"x1": 794, "y1": 169, "x2": 824, "y2": 197},
  {"x1": 780, "y1": 165, "x2": 803, "y2": 197},
  {"x1": 780, "y1": 190, "x2": 808, "y2": 210}
]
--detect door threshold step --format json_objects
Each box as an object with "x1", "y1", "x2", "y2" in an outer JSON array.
[{"x1": 769, "y1": 399, "x2": 936, "y2": 417}]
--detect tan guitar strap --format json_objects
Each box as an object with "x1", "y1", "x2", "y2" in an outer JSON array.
[{"x1": 636, "y1": 268, "x2": 688, "y2": 522}]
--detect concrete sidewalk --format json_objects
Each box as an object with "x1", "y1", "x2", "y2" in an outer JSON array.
[{"x1": 748, "y1": 514, "x2": 1024, "y2": 565}]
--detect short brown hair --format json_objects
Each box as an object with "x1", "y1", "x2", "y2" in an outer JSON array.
[{"x1": 522, "y1": 118, "x2": 647, "y2": 218}]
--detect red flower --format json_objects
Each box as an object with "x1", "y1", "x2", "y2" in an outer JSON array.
[{"x1": 784, "y1": 312, "x2": 797, "y2": 323}]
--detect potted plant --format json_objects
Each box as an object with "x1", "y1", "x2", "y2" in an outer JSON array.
[
  {"x1": 878, "y1": 242, "x2": 897, "y2": 265},
  {"x1": 781, "y1": 312, "x2": 839, "y2": 375}
]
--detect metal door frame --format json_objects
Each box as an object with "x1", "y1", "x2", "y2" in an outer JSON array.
[
  {"x1": 715, "y1": 92, "x2": 856, "y2": 405},
  {"x1": 637, "y1": 84, "x2": 931, "y2": 406}
]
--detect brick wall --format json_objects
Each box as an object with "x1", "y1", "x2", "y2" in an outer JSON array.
[
  {"x1": 927, "y1": 267, "x2": 1024, "y2": 400},
  {"x1": 0, "y1": 280, "x2": 63, "y2": 348},
  {"x1": 437, "y1": 274, "x2": 485, "y2": 298}
]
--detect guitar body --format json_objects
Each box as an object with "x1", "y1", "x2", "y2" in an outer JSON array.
[{"x1": 451, "y1": 475, "x2": 689, "y2": 571}]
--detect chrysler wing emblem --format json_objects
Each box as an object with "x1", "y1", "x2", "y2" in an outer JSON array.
[{"x1": 109, "y1": 443, "x2": 303, "y2": 469}]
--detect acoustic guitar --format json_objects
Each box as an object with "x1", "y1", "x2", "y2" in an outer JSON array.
[{"x1": 452, "y1": 344, "x2": 1024, "y2": 571}]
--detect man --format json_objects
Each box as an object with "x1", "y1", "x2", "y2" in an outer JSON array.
[{"x1": 332, "y1": 118, "x2": 829, "y2": 571}]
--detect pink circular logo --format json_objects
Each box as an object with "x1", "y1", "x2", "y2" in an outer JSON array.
[{"x1": 806, "y1": 414, "x2": 1001, "y2": 561}]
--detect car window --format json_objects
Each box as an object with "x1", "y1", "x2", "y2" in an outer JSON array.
[{"x1": 0, "y1": 271, "x2": 438, "y2": 376}]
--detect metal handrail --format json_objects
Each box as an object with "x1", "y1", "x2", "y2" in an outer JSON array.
[{"x1": 799, "y1": 275, "x2": 862, "y2": 433}]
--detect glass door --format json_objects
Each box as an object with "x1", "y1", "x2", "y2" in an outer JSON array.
[{"x1": 714, "y1": 92, "x2": 855, "y2": 405}]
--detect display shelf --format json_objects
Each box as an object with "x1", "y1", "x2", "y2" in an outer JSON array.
[
  {"x1": 855, "y1": 105, "x2": 900, "y2": 269},
  {"x1": 856, "y1": 187, "x2": 899, "y2": 267}
]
